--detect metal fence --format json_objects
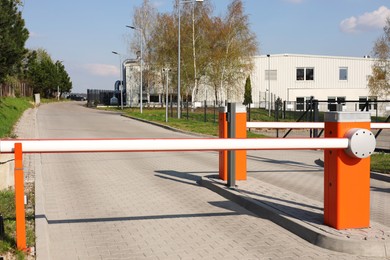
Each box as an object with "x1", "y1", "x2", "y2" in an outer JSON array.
[{"x1": 87, "y1": 89, "x2": 126, "y2": 107}]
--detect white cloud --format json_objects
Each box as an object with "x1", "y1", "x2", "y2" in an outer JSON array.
[
  {"x1": 340, "y1": 6, "x2": 390, "y2": 33},
  {"x1": 83, "y1": 64, "x2": 118, "y2": 77},
  {"x1": 29, "y1": 31, "x2": 43, "y2": 38}
]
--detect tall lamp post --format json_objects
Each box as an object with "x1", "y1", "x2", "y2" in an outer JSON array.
[
  {"x1": 127, "y1": 25, "x2": 143, "y2": 114},
  {"x1": 178, "y1": 0, "x2": 203, "y2": 119},
  {"x1": 267, "y1": 54, "x2": 271, "y2": 117},
  {"x1": 112, "y1": 51, "x2": 124, "y2": 110}
]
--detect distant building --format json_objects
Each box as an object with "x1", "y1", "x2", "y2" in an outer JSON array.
[{"x1": 250, "y1": 54, "x2": 384, "y2": 113}]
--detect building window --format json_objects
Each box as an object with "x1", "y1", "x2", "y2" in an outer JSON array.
[
  {"x1": 306, "y1": 68, "x2": 314, "y2": 80},
  {"x1": 328, "y1": 96, "x2": 336, "y2": 111},
  {"x1": 296, "y1": 68, "x2": 304, "y2": 80},
  {"x1": 359, "y1": 96, "x2": 377, "y2": 111},
  {"x1": 296, "y1": 68, "x2": 314, "y2": 81},
  {"x1": 339, "y1": 67, "x2": 348, "y2": 80},
  {"x1": 296, "y1": 97, "x2": 305, "y2": 111},
  {"x1": 327, "y1": 96, "x2": 346, "y2": 111}
]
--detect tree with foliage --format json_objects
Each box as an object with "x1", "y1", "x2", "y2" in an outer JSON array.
[
  {"x1": 55, "y1": 61, "x2": 72, "y2": 96},
  {"x1": 243, "y1": 76, "x2": 252, "y2": 106},
  {"x1": 368, "y1": 17, "x2": 390, "y2": 99},
  {"x1": 0, "y1": 0, "x2": 29, "y2": 83},
  {"x1": 207, "y1": 0, "x2": 258, "y2": 103},
  {"x1": 134, "y1": 0, "x2": 258, "y2": 105},
  {"x1": 27, "y1": 49, "x2": 72, "y2": 98}
]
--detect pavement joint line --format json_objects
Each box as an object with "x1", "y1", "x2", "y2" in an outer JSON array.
[{"x1": 198, "y1": 175, "x2": 390, "y2": 258}]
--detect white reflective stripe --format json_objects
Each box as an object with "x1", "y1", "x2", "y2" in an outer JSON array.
[
  {"x1": 0, "y1": 138, "x2": 349, "y2": 153},
  {"x1": 247, "y1": 122, "x2": 389, "y2": 129},
  {"x1": 371, "y1": 123, "x2": 390, "y2": 129},
  {"x1": 246, "y1": 122, "x2": 324, "y2": 129}
]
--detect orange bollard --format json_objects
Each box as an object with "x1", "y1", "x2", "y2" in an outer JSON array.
[
  {"x1": 218, "y1": 105, "x2": 247, "y2": 181},
  {"x1": 324, "y1": 112, "x2": 372, "y2": 230},
  {"x1": 14, "y1": 143, "x2": 26, "y2": 250}
]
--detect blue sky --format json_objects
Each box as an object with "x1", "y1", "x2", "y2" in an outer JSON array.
[{"x1": 22, "y1": 0, "x2": 390, "y2": 93}]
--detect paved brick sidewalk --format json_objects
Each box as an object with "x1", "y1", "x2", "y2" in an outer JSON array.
[{"x1": 200, "y1": 176, "x2": 390, "y2": 257}]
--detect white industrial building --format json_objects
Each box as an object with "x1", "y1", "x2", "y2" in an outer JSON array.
[
  {"x1": 123, "y1": 54, "x2": 389, "y2": 115},
  {"x1": 250, "y1": 54, "x2": 382, "y2": 112}
]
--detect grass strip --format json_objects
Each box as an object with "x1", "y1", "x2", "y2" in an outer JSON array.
[{"x1": 0, "y1": 98, "x2": 32, "y2": 138}]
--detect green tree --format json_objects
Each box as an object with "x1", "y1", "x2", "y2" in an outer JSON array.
[
  {"x1": 0, "y1": 0, "x2": 29, "y2": 83},
  {"x1": 55, "y1": 61, "x2": 72, "y2": 96},
  {"x1": 27, "y1": 49, "x2": 72, "y2": 98},
  {"x1": 137, "y1": 0, "x2": 258, "y2": 105},
  {"x1": 368, "y1": 17, "x2": 390, "y2": 99},
  {"x1": 243, "y1": 76, "x2": 252, "y2": 106}
]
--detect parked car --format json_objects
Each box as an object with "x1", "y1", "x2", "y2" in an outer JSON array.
[{"x1": 67, "y1": 94, "x2": 86, "y2": 101}]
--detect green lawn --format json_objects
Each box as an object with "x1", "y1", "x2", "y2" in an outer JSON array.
[{"x1": 371, "y1": 153, "x2": 389, "y2": 174}]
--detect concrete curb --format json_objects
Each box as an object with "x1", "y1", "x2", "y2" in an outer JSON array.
[
  {"x1": 371, "y1": 171, "x2": 390, "y2": 183},
  {"x1": 198, "y1": 176, "x2": 390, "y2": 258}
]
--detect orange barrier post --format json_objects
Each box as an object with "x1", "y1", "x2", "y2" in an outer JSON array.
[
  {"x1": 324, "y1": 112, "x2": 372, "y2": 230},
  {"x1": 219, "y1": 104, "x2": 247, "y2": 181},
  {"x1": 14, "y1": 143, "x2": 26, "y2": 250}
]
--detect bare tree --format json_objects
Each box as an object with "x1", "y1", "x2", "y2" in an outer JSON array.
[
  {"x1": 206, "y1": 0, "x2": 258, "y2": 104},
  {"x1": 178, "y1": 1, "x2": 213, "y2": 103},
  {"x1": 129, "y1": 0, "x2": 158, "y2": 102},
  {"x1": 368, "y1": 17, "x2": 390, "y2": 99}
]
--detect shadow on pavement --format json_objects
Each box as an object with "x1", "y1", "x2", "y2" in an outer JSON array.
[{"x1": 36, "y1": 210, "x2": 242, "y2": 225}]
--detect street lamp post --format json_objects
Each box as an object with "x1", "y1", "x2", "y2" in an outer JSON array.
[
  {"x1": 178, "y1": 0, "x2": 203, "y2": 119},
  {"x1": 112, "y1": 51, "x2": 124, "y2": 110},
  {"x1": 267, "y1": 54, "x2": 271, "y2": 117},
  {"x1": 126, "y1": 25, "x2": 143, "y2": 114}
]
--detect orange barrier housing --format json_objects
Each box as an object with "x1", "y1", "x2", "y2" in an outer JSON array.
[
  {"x1": 14, "y1": 143, "x2": 27, "y2": 250},
  {"x1": 324, "y1": 112, "x2": 371, "y2": 230},
  {"x1": 219, "y1": 106, "x2": 247, "y2": 181}
]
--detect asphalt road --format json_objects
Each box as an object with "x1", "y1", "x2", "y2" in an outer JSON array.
[{"x1": 29, "y1": 102, "x2": 386, "y2": 259}]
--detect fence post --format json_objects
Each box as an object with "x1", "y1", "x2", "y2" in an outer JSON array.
[
  {"x1": 324, "y1": 112, "x2": 372, "y2": 230},
  {"x1": 218, "y1": 103, "x2": 247, "y2": 182},
  {"x1": 14, "y1": 143, "x2": 26, "y2": 250}
]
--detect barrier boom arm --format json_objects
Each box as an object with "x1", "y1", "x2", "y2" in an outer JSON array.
[{"x1": 0, "y1": 138, "x2": 349, "y2": 154}]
